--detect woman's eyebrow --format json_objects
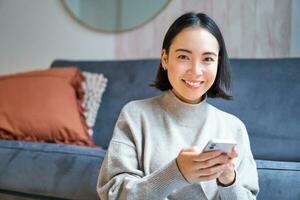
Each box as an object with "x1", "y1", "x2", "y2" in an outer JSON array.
[
  {"x1": 175, "y1": 49, "x2": 217, "y2": 57},
  {"x1": 202, "y1": 52, "x2": 217, "y2": 57},
  {"x1": 175, "y1": 48, "x2": 192, "y2": 54}
]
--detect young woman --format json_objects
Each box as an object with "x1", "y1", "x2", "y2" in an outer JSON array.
[{"x1": 97, "y1": 12, "x2": 259, "y2": 200}]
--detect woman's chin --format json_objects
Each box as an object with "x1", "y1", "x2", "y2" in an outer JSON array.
[
  {"x1": 180, "y1": 95, "x2": 203, "y2": 104},
  {"x1": 171, "y1": 89, "x2": 204, "y2": 104}
]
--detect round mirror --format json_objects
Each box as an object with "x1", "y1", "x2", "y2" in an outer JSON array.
[{"x1": 62, "y1": 0, "x2": 170, "y2": 33}]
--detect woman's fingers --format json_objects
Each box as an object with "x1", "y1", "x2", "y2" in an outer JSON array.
[
  {"x1": 197, "y1": 171, "x2": 223, "y2": 182},
  {"x1": 197, "y1": 163, "x2": 226, "y2": 176},
  {"x1": 193, "y1": 153, "x2": 229, "y2": 169},
  {"x1": 228, "y1": 147, "x2": 238, "y2": 158},
  {"x1": 217, "y1": 161, "x2": 236, "y2": 184},
  {"x1": 192, "y1": 150, "x2": 222, "y2": 162}
]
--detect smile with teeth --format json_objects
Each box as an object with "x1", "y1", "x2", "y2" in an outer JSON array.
[{"x1": 183, "y1": 80, "x2": 204, "y2": 87}]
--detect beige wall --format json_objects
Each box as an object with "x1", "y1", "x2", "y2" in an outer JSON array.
[
  {"x1": 0, "y1": 0, "x2": 299, "y2": 75},
  {"x1": 0, "y1": 0, "x2": 115, "y2": 75},
  {"x1": 116, "y1": 0, "x2": 294, "y2": 59}
]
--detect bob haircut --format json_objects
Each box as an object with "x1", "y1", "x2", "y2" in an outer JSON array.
[{"x1": 151, "y1": 12, "x2": 232, "y2": 100}]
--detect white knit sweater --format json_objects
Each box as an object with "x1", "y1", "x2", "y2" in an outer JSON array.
[{"x1": 97, "y1": 90, "x2": 259, "y2": 200}]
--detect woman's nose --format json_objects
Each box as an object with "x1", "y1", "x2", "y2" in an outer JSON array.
[{"x1": 190, "y1": 62, "x2": 204, "y2": 75}]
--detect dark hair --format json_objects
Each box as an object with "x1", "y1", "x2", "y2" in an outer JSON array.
[{"x1": 151, "y1": 12, "x2": 232, "y2": 100}]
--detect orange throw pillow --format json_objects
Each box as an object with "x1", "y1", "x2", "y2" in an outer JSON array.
[{"x1": 0, "y1": 67, "x2": 94, "y2": 146}]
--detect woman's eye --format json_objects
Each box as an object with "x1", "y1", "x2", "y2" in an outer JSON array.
[
  {"x1": 204, "y1": 57, "x2": 214, "y2": 62},
  {"x1": 177, "y1": 55, "x2": 190, "y2": 60}
]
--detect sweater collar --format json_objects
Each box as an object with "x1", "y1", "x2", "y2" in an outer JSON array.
[{"x1": 160, "y1": 90, "x2": 209, "y2": 127}]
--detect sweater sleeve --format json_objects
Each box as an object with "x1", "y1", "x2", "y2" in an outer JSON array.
[
  {"x1": 218, "y1": 123, "x2": 259, "y2": 200},
  {"x1": 96, "y1": 107, "x2": 190, "y2": 200}
]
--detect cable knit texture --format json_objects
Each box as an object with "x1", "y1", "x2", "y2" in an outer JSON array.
[{"x1": 97, "y1": 90, "x2": 259, "y2": 200}]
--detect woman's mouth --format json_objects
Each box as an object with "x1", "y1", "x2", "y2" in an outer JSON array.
[{"x1": 182, "y1": 79, "x2": 204, "y2": 89}]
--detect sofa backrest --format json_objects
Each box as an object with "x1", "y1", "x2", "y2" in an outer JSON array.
[
  {"x1": 51, "y1": 59, "x2": 161, "y2": 149},
  {"x1": 51, "y1": 58, "x2": 300, "y2": 162},
  {"x1": 209, "y1": 58, "x2": 300, "y2": 162}
]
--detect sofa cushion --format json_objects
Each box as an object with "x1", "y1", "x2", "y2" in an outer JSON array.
[
  {"x1": 0, "y1": 67, "x2": 94, "y2": 146},
  {"x1": 0, "y1": 140, "x2": 105, "y2": 200},
  {"x1": 256, "y1": 159, "x2": 300, "y2": 200}
]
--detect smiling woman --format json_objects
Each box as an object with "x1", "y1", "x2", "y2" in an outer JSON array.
[
  {"x1": 62, "y1": 0, "x2": 170, "y2": 33},
  {"x1": 97, "y1": 12, "x2": 259, "y2": 200}
]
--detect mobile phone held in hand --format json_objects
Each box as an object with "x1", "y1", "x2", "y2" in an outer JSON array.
[{"x1": 203, "y1": 139, "x2": 237, "y2": 154}]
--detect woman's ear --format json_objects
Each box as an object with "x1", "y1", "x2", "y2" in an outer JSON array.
[{"x1": 161, "y1": 49, "x2": 168, "y2": 70}]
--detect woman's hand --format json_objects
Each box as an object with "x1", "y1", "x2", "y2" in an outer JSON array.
[
  {"x1": 176, "y1": 146, "x2": 235, "y2": 184},
  {"x1": 217, "y1": 148, "x2": 238, "y2": 186}
]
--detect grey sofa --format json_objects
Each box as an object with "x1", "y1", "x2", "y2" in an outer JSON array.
[{"x1": 0, "y1": 58, "x2": 299, "y2": 200}]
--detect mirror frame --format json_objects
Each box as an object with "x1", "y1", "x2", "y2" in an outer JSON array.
[{"x1": 61, "y1": 0, "x2": 171, "y2": 33}]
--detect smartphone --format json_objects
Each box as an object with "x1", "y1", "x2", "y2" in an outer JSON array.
[{"x1": 203, "y1": 139, "x2": 237, "y2": 154}]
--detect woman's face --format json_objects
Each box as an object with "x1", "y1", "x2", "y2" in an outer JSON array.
[{"x1": 161, "y1": 27, "x2": 219, "y2": 104}]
